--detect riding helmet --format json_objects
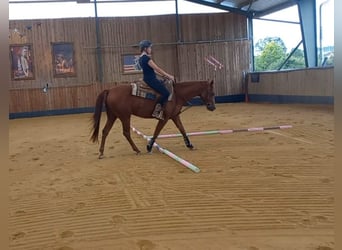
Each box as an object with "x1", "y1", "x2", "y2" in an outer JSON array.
[{"x1": 139, "y1": 40, "x2": 152, "y2": 50}]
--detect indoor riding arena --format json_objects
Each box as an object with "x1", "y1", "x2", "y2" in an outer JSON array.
[{"x1": 9, "y1": 1, "x2": 334, "y2": 250}]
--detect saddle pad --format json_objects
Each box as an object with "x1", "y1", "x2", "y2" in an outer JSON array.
[{"x1": 131, "y1": 79, "x2": 173, "y2": 101}]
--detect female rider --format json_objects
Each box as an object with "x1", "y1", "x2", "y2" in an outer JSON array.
[{"x1": 138, "y1": 40, "x2": 174, "y2": 120}]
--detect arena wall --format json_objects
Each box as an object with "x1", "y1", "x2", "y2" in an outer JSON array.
[
  {"x1": 9, "y1": 13, "x2": 333, "y2": 118},
  {"x1": 246, "y1": 67, "x2": 334, "y2": 104},
  {"x1": 9, "y1": 13, "x2": 250, "y2": 118}
]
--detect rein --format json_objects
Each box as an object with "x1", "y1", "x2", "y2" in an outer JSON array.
[{"x1": 179, "y1": 101, "x2": 193, "y2": 114}]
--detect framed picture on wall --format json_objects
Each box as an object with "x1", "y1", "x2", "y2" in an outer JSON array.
[
  {"x1": 10, "y1": 44, "x2": 35, "y2": 80},
  {"x1": 122, "y1": 54, "x2": 142, "y2": 74},
  {"x1": 52, "y1": 42, "x2": 76, "y2": 77}
]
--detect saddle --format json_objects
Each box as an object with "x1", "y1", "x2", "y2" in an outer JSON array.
[{"x1": 131, "y1": 79, "x2": 174, "y2": 101}]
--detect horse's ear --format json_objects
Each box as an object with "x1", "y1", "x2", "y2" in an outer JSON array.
[{"x1": 210, "y1": 80, "x2": 214, "y2": 86}]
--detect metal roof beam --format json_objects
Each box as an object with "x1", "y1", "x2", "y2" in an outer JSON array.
[
  {"x1": 252, "y1": 0, "x2": 298, "y2": 18},
  {"x1": 236, "y1": 0, "x2": 254, "y2": 9},
  {"x1": 186, "y1": 0, "x2": 250, "y2": 16},
  {"x1": 298, "y1": 0, "x2": 317, "y2": 67}
]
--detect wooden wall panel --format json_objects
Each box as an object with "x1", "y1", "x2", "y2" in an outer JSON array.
[
  {"x1": 180, "y1": 13, "x2": 247, "y2": 42},
  {"x1": 8, "y1": 12, "x2": 250, "y2": 114},
  {"x1": 177, "y1": 40, "x2": 250, "y2": 95},
  {"x1": 9, "y1": 83, "x2": 122, "y2": 113},
  {"x1": 9, "y1": 13, "x2": 246, "y2": 87},
  {"x1": 9, "y1": 18, "x2": 99, "y2": 89},
  {"x1": 247, "y1": 67, "x2": 334, "y2": 96}
]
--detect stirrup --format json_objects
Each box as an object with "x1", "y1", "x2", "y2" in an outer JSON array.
[
  {"x1": 152, "y1": 110, "x2": 164, "y2": 120},
  {"x1": 152, "y1": 104, "x2": 164, "y2": 120}
]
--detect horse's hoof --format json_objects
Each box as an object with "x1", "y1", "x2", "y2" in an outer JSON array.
[
  {"x1": 135, "y1": 151, "x2": 141, "y2": 155},
  {"x1": 187, "y1": 144, "x2": 194, "y2": 150},
  {"x1": 98, "y1": 154, "x2": 104, "y2": 159},
  {"x1": 146, "y1": 138, "x2": 155, "y2": 153}
]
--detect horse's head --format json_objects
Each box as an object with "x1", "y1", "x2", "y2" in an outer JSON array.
[{"x1": 200, "y1": 80, "x2": 216, "y2": 111}]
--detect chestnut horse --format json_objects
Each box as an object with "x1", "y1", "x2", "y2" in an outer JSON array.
[{"x1": 90, "y1": 80, "x2": 215, "y2": 158}]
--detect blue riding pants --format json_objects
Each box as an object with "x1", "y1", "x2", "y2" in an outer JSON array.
[{"x1": 145, "y1": 78, "x2": 170, "y2": 107}]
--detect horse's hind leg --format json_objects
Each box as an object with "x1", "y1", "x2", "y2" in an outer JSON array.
[
  {"x1": 99, "y1": 115, "x2": 117, "y2": 159},
  {"x1": 171, "y1": 115, "x2": 194, "y2": 149},
  {"x1": 120, "y1": 118, "x2": 141, "y2": 154}
]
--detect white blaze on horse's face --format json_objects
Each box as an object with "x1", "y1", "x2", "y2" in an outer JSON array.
[{"x1": 201, "y1": 80, "x2": 216, "y2": 111}]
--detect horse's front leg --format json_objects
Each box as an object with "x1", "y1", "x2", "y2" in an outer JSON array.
[
  {"x1": 121, "y1": 118, "x2": 141, "y2": 154},
  {"x1": 171, "y1": 115, "x2": 194, "y2": 149},
  {"x1": 147, "y1": 119, "x2": 168, "y2": 152}
]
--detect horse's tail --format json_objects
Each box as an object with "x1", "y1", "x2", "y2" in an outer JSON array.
[{"x1": 90, "y1": 89, "x2": 109, "y2": 143}]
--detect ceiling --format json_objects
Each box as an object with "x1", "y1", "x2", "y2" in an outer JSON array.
[
  {"x1": 185, "y1": 0, "x2": 298, "y2": 17},
  {"x1": 9, "y1": 0, "x2": 299, "y2": 18}
]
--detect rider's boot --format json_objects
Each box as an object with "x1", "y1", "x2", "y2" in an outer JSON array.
[{"x1": 152, "y1": 103, "x2": 164, "y2": 120}]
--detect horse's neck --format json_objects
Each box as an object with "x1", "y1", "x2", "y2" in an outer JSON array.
[{"x1": 175, "y1": 82, "x2": 204, "y2": 102}]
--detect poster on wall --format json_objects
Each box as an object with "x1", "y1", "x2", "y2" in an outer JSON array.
[
  {"x1": 10, "y1": 44, "x2": 35, "y2": 80},
  {"x1": 52, "y1": 42, "x2": 76, "y2": 77},
  {"x1": 122, "y1": 54, "x2": 142, "y2": 74}
]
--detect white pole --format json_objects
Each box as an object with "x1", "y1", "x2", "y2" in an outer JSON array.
[
  {"x1": 131, "y1": 126, "x2": 201, "y2": 173},
  {"x1": 154, "y1": 125, "x2": 292, "y2": 139}
]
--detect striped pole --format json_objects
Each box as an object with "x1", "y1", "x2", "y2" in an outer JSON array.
[
  {"x1": 209, "y1": 56, "x2": 224, "y2": 69},
  {"x1": 153, "y1": 125, "x2": 292, "y2": 139},
  {"x1": 131, "y1": 126, "x2": 201, "y2": 173}
]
